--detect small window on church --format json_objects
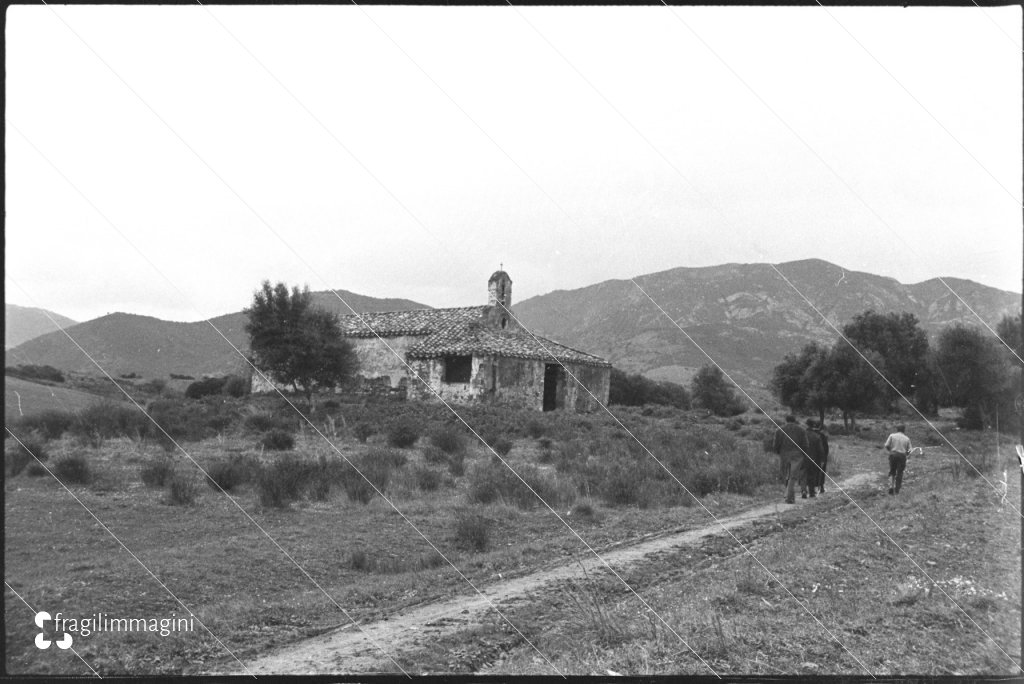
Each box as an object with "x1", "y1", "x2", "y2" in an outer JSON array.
[
  {"x1": 501, "y1": 317, "x2": 508, "y2": 329},
  {"x1": 443, "y1": 355, "x2": 472, "y2": 383}
]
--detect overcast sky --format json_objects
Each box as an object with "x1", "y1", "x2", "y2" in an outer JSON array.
[{"x1": 6, "y1": 5, "x2": 1022, "y2": 324}]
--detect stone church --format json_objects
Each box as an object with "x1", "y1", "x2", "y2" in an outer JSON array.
[{"x1": 259, "y1": 271, "x2": 611, "y2": 412}]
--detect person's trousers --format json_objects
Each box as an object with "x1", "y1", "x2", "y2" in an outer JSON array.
[
  {"x1": 785, "y1": 457, "x2": 804, "y2": 502},
  {"x1": 888, "y1": 453, "x2": 907, "y2": 492}
]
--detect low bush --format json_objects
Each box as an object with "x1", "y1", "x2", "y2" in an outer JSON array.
[
  {"x1": 467, "y1": 459, "x2": 572, "y2": 509},
  {"x1": 256, "y1": 455, "x2": 310, "y2": 508},
  {"x1": 261, "y1": 430, "x2": 295, "y2": 451},
  {"x1": 167, "y1": 473, "x2": 200, "y2": 506},
  {"x1": 73, "y1": 400, "x2": 148, "y2": 443},
  {"x1": 421, "y1": 445, "x2": 448, "y2": 466},
  {"x1": 26, "y1": 462, "x2": 47, "y2": 477},
  {"x1": 352, "y1": 422, "x2": 375, "y2": 443},
  {"x1": 525, "y1": 419, "x2": 547, "y2": 439},
  {"x1": 169, "y1": 373, "x2": 194, "y2": 380},
  {"x1": 53, "y1": 453, "x2": 91, "y2": 484},
  {"x1": 5, "y1": 364, "x2": 65, "y2": 383},
  {"x1": 454, "y1": 509, "x2": 490, "y2": 552},
  {"x1": 387, "y1": 419, "x2": 420, "y2": 448},
  {"x1": 491, "y1": 437, "x2": 514, "y2": 457},
  {"x1": 348, "y1": 548, "x2": 446, "y2": 574},
  {"x1": 243, "y1": 411, "x2": 293, "y2": 435},
  {"x1": 413, "y1": 464, "x2": 442, "y2": 491},
  {"x1": 185, "y1": 376, "x2": 228, "y2": 400},
  {"x1": 142, "y1": 378, "x2": 168, "y2": 395},
  {"x1": 144, "y1": 397, "x2": 235, "y2": 446},
  {"x1": 205, "y1": 456, "x2": 252, "y2": 491},
  {"x1": 5, "y1": 434, "x2": 49, "y2": 477},
  {"x1": 140, "y1": 458, "x2": 174, "y2": 488},
  {"x1": 14, "y1": 409, "x2": 76, "y2": 440},
  {"x1": 222, "y1": 375, "x2": 250, "y2": 398},
  {"x1": 446, "y1": 451, "x2": 466, "y2": 478},
  {"x1": 429, "y1": 426, "x2": 465, "y2": 455}
]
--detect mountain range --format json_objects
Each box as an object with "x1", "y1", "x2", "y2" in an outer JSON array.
[
  {"x1": 513, "y1": 259, "x2": 1020, "y2": 393},
  {"x1": 5, "y1": 304, "x2": 77, "y2": 350},
  {"x1": 5, "y1": 260, "x2": 1020, "y2": 393},
  {"x1": 4, "y1": 292, "x2": 427, "y2": 379}
]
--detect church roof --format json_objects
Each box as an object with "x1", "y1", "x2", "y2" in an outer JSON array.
[
  {"x1": 336, "y1": 306, "x2": 486, "y2": 338},
  {"x1": 336, "y1": 306, "x2": 609, "y2": 367}
]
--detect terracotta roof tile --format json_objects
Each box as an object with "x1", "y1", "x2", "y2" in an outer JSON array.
[
  {"x1": 336, "y1": 306, "x2": 609, "y2": 367},
  {"x1": 336, "y1": 307, "x2": 486, "y2": 337},
  {"x1": 408, "y1": 326, "x2": 610, "y2": 366}
]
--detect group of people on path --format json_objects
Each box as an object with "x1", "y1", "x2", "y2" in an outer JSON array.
[
  {"x1": 771, "y1": 416, "x2": 914, "y2": 503},
  {"x1": 771, "y1": 415, "x2": 829, "y2": 504}
]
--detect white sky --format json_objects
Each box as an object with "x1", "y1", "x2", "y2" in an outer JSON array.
[{"x1": 5, "y1": 5, "x2": 1022, "y2": 323}]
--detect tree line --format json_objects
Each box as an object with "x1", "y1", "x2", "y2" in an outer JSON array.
[{"x1": 770, "y1": 310, "x2": 1021, "y2": 430}]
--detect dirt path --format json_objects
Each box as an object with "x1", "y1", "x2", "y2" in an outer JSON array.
[{"x1": 231, "y1": 472, "x2": 877, "y2": 675}]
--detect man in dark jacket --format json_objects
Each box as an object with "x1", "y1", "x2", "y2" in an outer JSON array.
[
  {"x1": 802, "y1": 419, "x2": 827, "y2": 498},
  {"x1": 772, "y1": 415, "x2": 810, "y2": 504}
]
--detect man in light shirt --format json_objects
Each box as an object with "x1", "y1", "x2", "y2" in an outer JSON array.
[{"x1": 883, "y1": 424, "x2": 912, "y2": 495}]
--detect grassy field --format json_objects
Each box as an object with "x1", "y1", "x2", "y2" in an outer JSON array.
[
  {"x1": 4, "y1": 394, "x2": 1020, "y2": 676},
  {"x1": 4, "y1": 376, "x2": 117, "y2": 420}
]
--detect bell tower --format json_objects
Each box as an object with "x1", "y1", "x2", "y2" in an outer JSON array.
[{"x1": 488, "y1": 269, "x2": 512, "y2": 309}]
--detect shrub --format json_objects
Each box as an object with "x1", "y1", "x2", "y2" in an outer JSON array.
[
  {"x1": 26, "y1": 462, "x2": 47, "y2": 477},
  {"x1": 413, "y1": 464, "x2": 442, "y2": 491},
  {"x1": 387, "y1": 419, "x2": 420, "y2": 448},
  {"x1": 525, "y1": 420, "x2": 547, "y2": 439},
  {"x1": 352, "y1": 422, "x2": 375, "y2": 443},
  {"x1": 205, "y1": 456, "x2": 251, "y2": 491},
  {"x1": 169, "y1": 373, "x2": 194, "y2": 380},
  {"x1": 146, "y1": 398, "x2": 227, "y2": 446},
  {"x1": 5, "y1": 434, "x2": 49, "y2": 477},
  {"x1": 256, "y1": 455, "x2": 310, "y2": 508},
  {"x1": 222, "y1": 375, "x2": 251, "y2": 398},
  {"x1": 454, "y1": 510, "x2": 490, "y2": 552},
  {"x1": 467, "y1": 460, "x2": 569, "y2": 509},
  {"x1": 340, "y1": 470, "x2": 376, "y2": 504},
  {"x1": 5, "y1": 364, "x2": 65, "y2": 383},
  {"x1": 142, "y1": 378, "x2": 168, "y2": 395},
  {"x1": 491, "y1": 437, "x2": 514, "y2": 457},
  {"x1": 429, "y1": 426, "x2": 465, "y2": 455},
  {"x1": 167, "y1": 474, "x2": 200, "y2": 506},
  {"x1": 609, "y1": 368, "x2": 691, "y2": 408},
  {"x1": 261, "y1": 430, "x2": 295, "y2": 451},
  {"x1": 140, "y1": 458, "x2": 174, "y2": 488},
  {"x1": 244, "y1": 411, "x2": 292, "y2": 434},
  {"x1": 73, "y1": 400, "x2": 148, "y2": 442},
  {"x1": 185, "y1": 376, "x2": 228, "y2": 400},
  {"x1": 421, "y1": 445, "x2": 446, "y2": 464},
  {"x1": 14, "y1": 410, "x2": 76, "y2": 440},
  {"x1": 53, "y1": 453, "x2": 91, "y2": 484},
  {"x1": 446, "y1": 451, "x2": 466, "y2": 478}
]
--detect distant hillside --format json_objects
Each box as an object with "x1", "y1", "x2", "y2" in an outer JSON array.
[
  {"x1": 512, "y1": 259, "x2": 1020, "y2": 394},
  {"x1": 5, "y1": 304, "x2": 77, "y2": 350},
  {"x1": 4, "y1": 290, "x2": 429, "y2": 379}
]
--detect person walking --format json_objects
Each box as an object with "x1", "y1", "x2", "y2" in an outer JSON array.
[
  {"x1": 813, "y1": 420, "x2": 830, "y2": 494},
  {"x1": 773, "y1": 415, "x2": 810, "y2": 504},
  {"x1": 884, "y1": 424, "x2": 912, "y2": 495},
  {"x1": 802, "y1": 419, "x2": 826, "y2": 498}
]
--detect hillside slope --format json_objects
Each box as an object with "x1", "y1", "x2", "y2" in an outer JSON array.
[
  {"x1": 4, "y1": 291, "x2": 429, "y2": 378},
  {"x1": 5, "y1": 304, "x2": 77, "y2": 350},
  {"x1": 512, "y1": 259, "x2": 1019, "y2": 390}
]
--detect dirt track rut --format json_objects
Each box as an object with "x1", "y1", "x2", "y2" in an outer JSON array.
[{"x1": 232, "y1": 472, "x2": 876, "y2": 675}]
